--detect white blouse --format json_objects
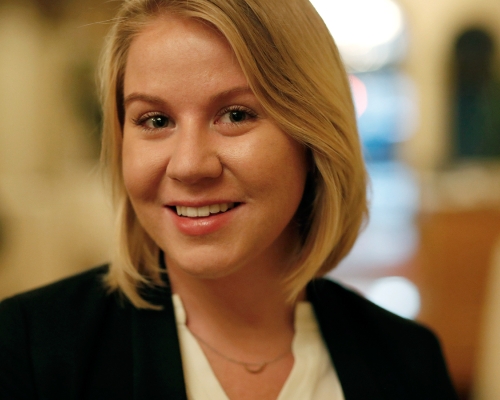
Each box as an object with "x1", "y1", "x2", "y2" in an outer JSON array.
[{"x1": 172, "y1": 294, "x2": 345, "y2": 400}]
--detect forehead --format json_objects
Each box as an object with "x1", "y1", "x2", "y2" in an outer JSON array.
[
  {"x1": 123, "y1": 15, "x2": 246, "y2": 94},
  {"x1": 136, "y1": 15, "x2": 229, "y2": 53},
  {"x1": 127, "y1": 15, "x2": 237, "y2": 70}
]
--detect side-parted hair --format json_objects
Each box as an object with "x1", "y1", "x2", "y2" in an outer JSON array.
[{"x1": 100, "y1": 0, "x2": 368, "y2": 309}]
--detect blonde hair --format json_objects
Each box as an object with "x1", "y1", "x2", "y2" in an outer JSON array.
[{"x1": 100, "y1": 0, "x2": 368, "y2": 309}]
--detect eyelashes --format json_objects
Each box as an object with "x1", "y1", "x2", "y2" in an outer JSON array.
[
  {"x1": 131, "y1": 112, "x2": 172, "y2": 131},
  {"x1": 129, "y1": 105, "x2": 258, "y2": 133},
  {"x1": 216, "y1": 106, "x2": 258, "y2": 125}
]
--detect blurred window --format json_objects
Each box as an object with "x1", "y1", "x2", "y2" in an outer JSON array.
[{"x1": 453, "y1": 28, "x2": 500, "y2": 159}]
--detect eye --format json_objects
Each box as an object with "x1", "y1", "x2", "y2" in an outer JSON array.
[
  {"x1": 226, "y1": 110, "x2": 248, "y2": 123},
  {"x1": 131, "y1": 113, "x2": 172, "y2": 131},
  {"x1": 144, "y1": 115, "x2": 170, "y2": 129},
  {"x1": 218, "y1": 106, "x2": 257, "y2": 124}
]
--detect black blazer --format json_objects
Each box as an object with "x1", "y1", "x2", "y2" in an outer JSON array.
[{"x1": 0, "y1": 266, "x2": 458, "y2": 400}]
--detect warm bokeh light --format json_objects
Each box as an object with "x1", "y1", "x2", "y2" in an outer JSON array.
[
  {"x1": 311, "y1": 0, "x2": 403, "y2": 47},
  {"x1": 366, "y1": 276, "x2": 421, "y2": 319},
  {"x1": 310, "y1": 0, "x2": 406, "y2": 71},
  {"x1": 348, "y1": 74, "x2": 368, "y2": 117}
]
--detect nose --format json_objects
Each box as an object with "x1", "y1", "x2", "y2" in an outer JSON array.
[{"x1": 166, "y1": 121, "x2": 223, "y2": 184}]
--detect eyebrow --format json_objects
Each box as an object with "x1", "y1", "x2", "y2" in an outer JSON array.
[
  {"x1": 123, "y1": 86, "x2": 253, "y2": 109},
  {"x1": 210, "y1": 86, "x2": 253, "y2": 102},
  {"x1": 123, "y1": 93, "x2": 166, "y2": 108}
]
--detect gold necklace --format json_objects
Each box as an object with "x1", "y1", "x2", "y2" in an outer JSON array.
[{"x1": 189, "y1": 329, "x2": 291, "y2": 373}]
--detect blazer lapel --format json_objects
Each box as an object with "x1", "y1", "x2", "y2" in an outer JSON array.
[
  {"x1": 131, "y1": 285, "x2": 187, "y2": 400},
  {"x1": 308, "y1": 279, "x2": 386, "y2": 400},
  {"x1": 130, "y1": 270, "x2": 388, "y2": 399}
]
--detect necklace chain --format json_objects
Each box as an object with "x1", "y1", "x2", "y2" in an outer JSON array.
[{"x1": 189, "y1": 329, "x2": 291, "y2": 373}]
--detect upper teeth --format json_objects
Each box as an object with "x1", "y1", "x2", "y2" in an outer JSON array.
[{"x1": 176, "y1": 202, "x2": 235, "y2": 217}]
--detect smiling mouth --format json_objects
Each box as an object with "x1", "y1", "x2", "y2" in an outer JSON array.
[{"x1": 173, "y1": 202, "x2": 238, "y2": 217}]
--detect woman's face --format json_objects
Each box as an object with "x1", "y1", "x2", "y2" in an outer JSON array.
[{"x1": 122, "y1": 15, "x2": 308, "y2": 279}]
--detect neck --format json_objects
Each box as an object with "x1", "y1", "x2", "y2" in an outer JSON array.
[{"x1": 166, "y1": 254, "x2": 303, "y2": 342}]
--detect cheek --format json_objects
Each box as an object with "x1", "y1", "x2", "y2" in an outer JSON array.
[
  {"x1": 276, "y1": 143, "x2": 308, "y2": 204},
  {"x1": 122, "y1": 136, "x2": 166, "y2": 201},
  {"x1": 239, "y1": 130, "x2": 308, "y2": 204}
]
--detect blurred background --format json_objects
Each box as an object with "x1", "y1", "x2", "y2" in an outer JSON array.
[{"x1": 0, "y1": 0, "x2": 499, "y2": 398}]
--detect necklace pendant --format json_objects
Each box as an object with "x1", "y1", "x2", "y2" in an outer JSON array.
[{"x1": 244, "y1": 362, "x2": 266, "y2": 373}]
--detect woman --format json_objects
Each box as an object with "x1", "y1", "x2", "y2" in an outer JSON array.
[{"x1": 0, "y1": 0, "x2": 458, "y2": 399}]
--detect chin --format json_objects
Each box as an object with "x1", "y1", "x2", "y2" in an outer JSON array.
[
  {"x1": 164, "y1": 252, "x2": 244, "y2": 280},
  {"x1": 172, "y1": 264, "x2": 244, "y2": 282}
]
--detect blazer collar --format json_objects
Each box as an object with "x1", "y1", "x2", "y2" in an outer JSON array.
[
  {"x1": 129, "y1": 269, "x2": 385, "y2": 400},
  {"x1": 308, "y1": 279, "x2": 386, "y2": 400},
  {"x1": 131, "y1": 258, "x2": 188, "y2": 400},
  {"x1": 131, "y1": 300, "x2": 187, "y2": 400}
]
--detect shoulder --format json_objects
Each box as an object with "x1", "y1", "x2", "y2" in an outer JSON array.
[
  {"x1": 0, "y1": 265, "x2": 116, "y2": 350},
  {"x1": 0, "y1": 265, "x2": 110, "y2": 317},
  {"x1": 308, "y1": 277, "x2": 431, "y2": 337},
  {"x1": 308, "y1": 278, "x2": 458, "y2": 399},
  {"x1": 0, "y1": 265, "x2": 126, "y2": 398},
  {"x1": 308, "y1": 277, "x2": 443, "y2": 359}
]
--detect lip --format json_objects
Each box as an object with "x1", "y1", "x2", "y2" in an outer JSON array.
[
  {"x1": 165, "y1": 199, "x2": 240, "y2": 207},
  {"x1": 165, "y1": 202, "x2": 241, "y2": 236}
]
